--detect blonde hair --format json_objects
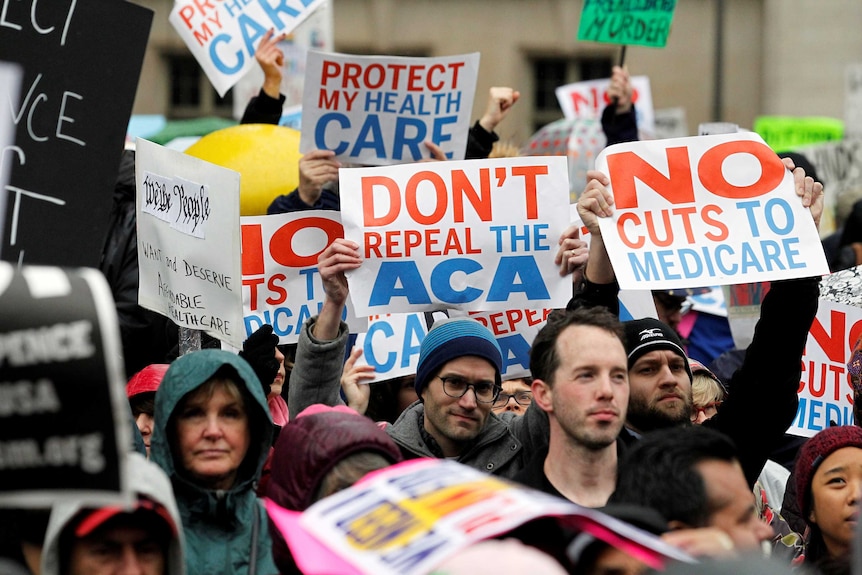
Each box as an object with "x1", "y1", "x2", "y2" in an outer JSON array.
[{"x1": 691, "y1": 373, "x2": 725, "y2": 408}]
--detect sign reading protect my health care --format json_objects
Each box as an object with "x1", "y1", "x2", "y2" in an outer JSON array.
[{"x1": 595, "y1": 132, "x2": 829, "y2": 290}]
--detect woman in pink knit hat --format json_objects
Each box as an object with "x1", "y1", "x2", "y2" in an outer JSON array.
[{"x1": 126, "y1": 363, "x2": 169, "y2": 455}]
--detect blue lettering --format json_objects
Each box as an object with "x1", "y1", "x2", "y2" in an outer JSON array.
[
  {"x1": 392, "y1": 117, "x2": 427, "y2": 161},
  {"x1": 628, "y1": 251, "x2": 660, "y2": 281},
  {"x1": 314, "y1": 113, "x2": 350, "y2": 155},
  {"x1": 809, "y1": 399, "x2": 824, "y2": 431},
  {"x1": 715, "y1": 244, "x2": 737, "y2": 274},
  {"x1": 430, "y1": 258, "x2": 482, "y2": 303},
  {"x1": 764, "y1": 198, "x2": 794, "y2": 234},
  {"x1": 364, "y1": 322, "x2": 396, "y2": 371},
  {"x1": 431, "y1": 116, "x2": 457, "y2": 158},
  {"x1": 657, "y1": 249, "x2": 681, "y2": 280},
  {"x1": 740, "y1": 242, "x2": 764, "y2": 274},
  {"x1": 486, "y1": 256, "x2": 550, "y2": 302},
  {"x1": 352, "y1": 115, "x2": 386, "y2": 159},
  {"x1": 369, "y1": 261, "x2": 432, "y2": 306},
  {"x1": 678, "y1": 248, "x2": 703, "y2": 278},
  {"x1": 759, "y1": 240, "x2": 785, "y2": 272},
  {"x1": 401, "y1": 314, "x2": 426, "y2": 368},
  {"x1": 783, "y1": 237, "x2": 804, "y2": 269},
  {"x1": 497, "y1": 333, "x2": 531, "y2": 373},
  {"x1": 209, "y1": 34, "x2": 243, "y2": 74},
  {"x1": 237, "y1": 13, "x2": 267, "y2": 61}
]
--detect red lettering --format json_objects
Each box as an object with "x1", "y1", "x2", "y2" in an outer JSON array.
[
  {"x1": 609, "y1": 147, "x2": 695, "y2": 209},
  {"x1": 407, "y1": 65, "x2": 426, "y2": 91},
  {"x1": 241, "y1": 224, "x2": 264, "y2": 275},
  {"x1": 178, "y1": 5, "x2": 196, "y2": 29},
  {"x1": 452, "y1": 168, "x2": 492, "y2": 223},
  {"x1": 702, "y1": 204, "x2": 728, "y2": 241},
  {"x1": 510, "y1": 165, "x2": 547, "y2": 219},
  {"x1": 243, "y1": 277, "x2": 265, "y2": 311},
  {"x1": 448, "y1": 62, "x2": 465, "y2": 89},
  {"x1": 321, "y1": 61, "x2": 340, "y2": 84},
  {"x1": 506, "y1": 309, "x2": 523, "y2": 332},
  {"x1": 644, "y1": 210, "x2": 673, "y2": 247},
  {"x1": 364, "y1": 232, "x2": 382, "y2": 258},
  {"x1": 265, "y1": 274, "x2": 287, "y2": 306},
  {"x1": 364, "y1": 64, "x2": 385, "y2": 89},
  {"x1": 810, "y1": 310, "x2": 846, "y2": 363},
  {"x1": 404, "y1": 230, "x2": 422, "y2": 256},
  {"x1": 671, "y1": 206, "x2": 697, "y2": 243},
  {"x1": 405, "y1": 171, "x2": 447, "y2": 225},
  {"x1": 617, "y1": 212, "x2": 644, "y2": 249},
  {"x1": 270, "y1": 217, "x2": 343, "y2": 268},
  {"x1": 698, "y1": 140, "x2": 785, "y2": 200},
  {"x1": 427, "y1": 64, "x2": 445, "y2": 90},
  {"x1": 362, "y1": 176, "x2": 401, "y2": 226}
]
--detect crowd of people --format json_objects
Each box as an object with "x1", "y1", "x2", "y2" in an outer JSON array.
[{"x1": 4, "y1": 31, "x2": 862, "y2": 575}]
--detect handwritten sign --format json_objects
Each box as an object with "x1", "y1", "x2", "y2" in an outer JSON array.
[
  {"x1": 753, "y1": 116, "x2": 844, "y2": 154},
  {"x1": 789, "y1": 298, "x2": 862, "y2": 437},
  {"x1": 352, "y1": 313, "x2": 432, "y2": 383},
  {"x1": 555, "y1": 76, "x2": 655, "y2": 138},
  {"x1": 136, "y1": 139, "x2": 244, "y2": 348},
  {"x1": 595, "y1": 132, "x2": 830, "y2": 290},
  {"x1": 340, "y1": 157, "x2": 572, "y2": 315},
  {"x1": 0, "y1": 263, "x2": 129, "y2": 507},
  {"x1": 266, "y1": 459, "x2": 692, "y2": 575},
  {"x1": 0, "y1": 0, "x2": 152, "y2": 267},
  {"x1": 577, "y1": 0, "x2": 677, "y2": 48},
  {"x1": 241, "y1": 211, "x2": 366, "y2": 344},
  {"x1": 169, "y1": 0, "x2": 326, "y2": 97},
  {"x1": 300, "y1": 51, "x2": 480, "y2": 165},
  {"x1": 0, "y1": 61, "x2": 22, "y2": 258}
]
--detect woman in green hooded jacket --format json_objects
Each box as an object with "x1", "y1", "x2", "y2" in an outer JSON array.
[{"x1": 150, "y1": 349, "x2": 277, "y2": 575}]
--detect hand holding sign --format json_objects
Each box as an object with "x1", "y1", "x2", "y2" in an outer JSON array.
[
  {"x1": 340, "y1": 347, "x2": 375, "y2": 415},
  {"x1": 314, "y1": 238, "x2": 362, "y2": 340},
  {"x1": 783, "y1": 156, "x2": 825, "y2": 228}
]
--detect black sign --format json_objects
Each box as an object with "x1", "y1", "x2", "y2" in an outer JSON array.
[
  {"x1": 0, "y1": 0, "x2": 153, "y2": 267},
  {"x1": 0, "y1": 263, "x2": 129, "y2": 505}
]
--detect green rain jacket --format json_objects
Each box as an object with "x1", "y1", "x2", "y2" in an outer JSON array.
[{"x1": 150, "y1": 350, "x2": 277, "y2": 575}]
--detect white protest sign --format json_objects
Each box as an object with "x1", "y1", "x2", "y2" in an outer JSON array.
[
  {"x1": 352, "y1": 313, "x2": 431, "y2": 383},
  {"x1": 789, "y1": 298, "x2": 862, "y2": 437},
  {"x1": 241, "y1": 211, "x2": 366, "y2": 344},
  {"x1": 301, "y1": 51, "x2": 480, "y2": 165},
  {"x1": 170, "y1": 0, "x2": 327, "y2": 97},
  {"x1": 267, "y1": 459, "x2": 693, "y2": 575},
  {"x1": 136, "y1": 139, "x2": 244, "y2": 348},
  {"x1": 555, "y1": 75, "x2": 655, "y2": 139},
  {"x1": 0, "y1": 61, "x2": 21, "y2": 258},
  {"x1": 595, "y1": 132, "x2": 830, "y2": 290},
  {"x1": 340, "y1": 156, "x2": 572, "y2": 315}
]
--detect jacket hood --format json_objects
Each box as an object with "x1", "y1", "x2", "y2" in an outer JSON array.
[
  {"x1": 150, "y1": 349, "x2": 273, "y2": 495},
  {"x1": 41, "y1": 452, "x2": 185, "y2": 575}
]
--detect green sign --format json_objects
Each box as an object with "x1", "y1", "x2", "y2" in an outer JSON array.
[
  {"x1": 577, "y1": 0, "x2": 677, "y2": 48},
  {"x1": 753, "y1": 116, "x2": 844, "y2": 153}
]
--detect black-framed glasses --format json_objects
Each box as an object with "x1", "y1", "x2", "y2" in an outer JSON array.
[
  {"x1": 492, "y1": 391, "x2": 533, "y2": 408},
  {"x1": 437, "y1": 376, "x2": 500, "y2": 404}
]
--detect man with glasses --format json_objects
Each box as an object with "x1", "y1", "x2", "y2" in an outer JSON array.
[
  {"x1": 492, "y1": 378, "x2": 533, "y2": 416},
  {"x1": 288, "y1": 239, "x2": 551, "y2": 479}
]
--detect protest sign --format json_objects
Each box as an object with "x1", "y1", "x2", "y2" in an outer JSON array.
[
  {"x1": 170, "y1": 0, "x2": 326, "y2": 97},
  {"x1": 555, "y1": 76, "x2": 655, "y2": 138},
  {"x1": 794, "y1": 138, "x2": 862, "y2": 236},
  {"x1": 0, "y1": 0, "x2": 152, "y2": 267},
  {"x1": 577, "y1": 0, "x2": 677, "y2": 48},
  {"x1": 789, "y1": 298, "x2": 862, "y2": 437},
  {"x1": 301, "y1": 51, "x2": 480, "y2": 165},
  {"x1": 753, "y1": 116, "x2": 844, "y2": 154},
  {"x1": 595, "y1": 132, "x2": 830, "y2": 290},
  {"x1": 0, "y1": 263, "x2": 129, "y2": 507},
  {"x1": 0, "y1": 61, "x2": 21, "y2": 258},
  {"x1": 653, "y1": 107, "x2": 688, "y2": 139},
  {"x1": 267, "y1": 459, "x2": 692, "y2": 575},
  {"x1": 340, "y1": 156, "x2": 572, "y2": 315},
  {"x1": 136, "y1": 139, "x2": 244, "y2": 348},
  {"x1": 241, "y1": 211, "x2": 366, "y2": 344},
  {"x1": 351, "y1": 313, "x2": 432, "y2": 383}
]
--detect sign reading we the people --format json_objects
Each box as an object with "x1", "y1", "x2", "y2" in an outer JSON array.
[
  {"x1": 340, "y1": 157, "x2": 572, "y2": 316},
  {"x1": 170, "y1": 0, "x2": 326, "y2": 97},
  {"x1": 241, "y1": 211, "x2": 366, "y2": 344},
  {"x1": 135, "y1": 139, "x2": 244, "y2": 348},
  {"x1": 301, "y1": 51, "x2": 480, "y2": 165},
  {"x1": 595, "y1": 132, "x2": 830, "y2": 290},
  {"x1": 0, "y1": 263, "x2": 130, "y2": 507},
  {"x1": 577, "y1": 0, "x2": 677, "y2": 48},
  {"x1": 0, "y1": 0, "x2": 152, "y2": 267}
]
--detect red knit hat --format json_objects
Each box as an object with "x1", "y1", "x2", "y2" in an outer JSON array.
[
  {"x1": 126, "y1": 364, "x2": 169, "y2": 399},
  {"x1": 795, "y1": 425, "x2": 862, "y2": 518}
]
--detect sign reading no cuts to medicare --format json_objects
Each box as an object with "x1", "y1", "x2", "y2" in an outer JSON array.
[
  {"x1": 136, "y1": 139, "x2": 244, "y2": 348},
  {"x1": 595, "y1": 132, "x2": 830, "y2": 290},
  {"x1": 170, "y1": 0, "x2": 327, "y2": 97},
  {"x1": 340, "y1": 156, "x2": 573, "y2": 316},
  {"x1": 241, "y1": 211, "x2": 366, "y2": 344},
  {"x1": 301, "y1": 51, "x2": 480, "y2": 165}
]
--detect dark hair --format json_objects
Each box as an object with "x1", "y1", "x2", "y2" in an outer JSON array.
[
  {"x1": 529, "y1": 307, "x2": 625, "y2": 386},
  {"x1": 610, "y1": 426, "x2": 738, "y2": 527},
  {"x1": 129, "y1": 392, "x2": 155, "y2": 418}
]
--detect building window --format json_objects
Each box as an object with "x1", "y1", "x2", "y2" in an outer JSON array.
[
  {"x1": 167, "y1": 54, "x2": 233, "y2": 118},
  {"x1": 532, "y1": 56, "x2": 612, "y2": 133}
]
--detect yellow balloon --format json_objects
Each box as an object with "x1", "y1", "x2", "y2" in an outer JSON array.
[{"x1": 185, "y1": 124, "x2": 301, "y2": 216}]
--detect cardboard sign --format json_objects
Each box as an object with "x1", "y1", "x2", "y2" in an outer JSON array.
[
  {"x1": 241, "y1": 211, "x2": 366, "y2": 344},
  {"x1": 170, "y1": 0, "x2": 326, "y2": 97},
  {"x1": 300, "y1": 51, "x2": 480, "y2": 165},
  {"x1": 577, "y1": 0, "x2": 677, "y2": 48},
  {"x1": 789, "y1": 298, "x2": 862, "y2": 437},
  {"x1": 340, "y1": 157, "x2": 572, "y2": 315},
  {"x1": 266, "y1": 459, "x2": 693, "y2": 575},
  {"x1": 136, "y1": 139, "x2": 244, "y2": 348},
  {"x1": 0, "y1": 263, "x2": 129, "y2": 507},
  {"x1": 555, "y1": 76, "x2": 655, "y2": 138},
  {"x1": 0, "y1": 0, "x2": 152, "y2": 267},
  {"x1": 595, "y1": 132, "x2": 830, "y2": 290},
  {"x1": 351, "y1": 313, "x2": 432, "y2": 383},
  {"x1": 753, "y1": 116, "x2": 844, "y2": 154}
]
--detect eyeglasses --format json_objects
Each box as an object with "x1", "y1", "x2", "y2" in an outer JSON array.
[
  {"x1": 691, "y1": 401, "x2": 723, "y2": 420},
  {"x1": 492, "y1": 391, "x2": 533, "y2": 408},
  {"x1": 437, "y1": 376, "x2": 500, "y2": 404}
]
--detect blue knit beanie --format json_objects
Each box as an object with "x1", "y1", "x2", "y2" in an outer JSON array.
[{"x1": 414, "y1": 318, "x2": 503, "y2": 396}]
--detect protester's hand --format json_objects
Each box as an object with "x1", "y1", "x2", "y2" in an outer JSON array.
[
  {"x1": 782, "y1": 156, "x2": 825, "y2": 230},
  {"x1": 576, "y1": 171, "x2": 614, "y2": 237},
  {"x1": 298, "y1": 149, "x2": 342, "y2": 206},
  {"x1": 239, "y1": 324, "x2": 280, "y2": 397},
  {"x1": 317, "y1": 238, "x2": 361, "y2": 306},
  {"x1": 555, "y1": 225, "x2": 589, "y2": 281},
  {"x1": 478, "y1": 87, "x2": 520, "y2": 133},
  {"x1": 341, "y1": 347, "x2": 375, "y2": 415},
  {"x1": 422, "y1": 140, "x2": 448, "y2": 162},
  {"x1": 607, "y1": 65, "x2": 632, "y2": 114},
  {"x1": 256, "y1": 28, "x2": 285, "y2": 99},
  {"x1": 661, "y1": 528, "x2": 737, "y2": 559}
]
